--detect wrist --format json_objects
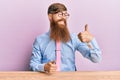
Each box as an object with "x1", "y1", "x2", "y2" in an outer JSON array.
[{"x1": 44, "y1": 63, "x2": 48, "y2": 72}]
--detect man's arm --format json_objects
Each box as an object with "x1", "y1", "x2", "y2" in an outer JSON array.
[
  {"x1": 29, "y1": 38, "x2": 45, "y2": 71},
  {"x1": 29, "y1": 38, "x2": 57, "y2": 73},
  {"x1": 77, "y1": 24, "x2": 102, "y2": 62}
]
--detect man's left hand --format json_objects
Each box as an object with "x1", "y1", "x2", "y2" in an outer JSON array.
[{"x1": 78, "y1": 24, "x2": 93, "y2": 43}]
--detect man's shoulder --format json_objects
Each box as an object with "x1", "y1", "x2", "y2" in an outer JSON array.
[
  {"x1": 37, "y1": 32, "x2": 49, "y2": 38},
  {"x1": 35, "y1": 32, "x2": 50, "y2": 42}
]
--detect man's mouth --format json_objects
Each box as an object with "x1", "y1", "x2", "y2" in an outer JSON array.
[{"x1": 58, "y1": 20, "x2": 64, "y2": 25}]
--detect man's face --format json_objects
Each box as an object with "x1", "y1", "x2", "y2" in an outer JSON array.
[
  {"x1": 51, "y1": 11, "x2": 69, "y2": 28},
  {"x1": 49, "y1": 11, "x2": 70, "y2": 42}
]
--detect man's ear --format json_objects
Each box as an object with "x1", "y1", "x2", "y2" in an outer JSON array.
[{"x1": 48, "y1": 14, "x2": 52, "y2": 21}]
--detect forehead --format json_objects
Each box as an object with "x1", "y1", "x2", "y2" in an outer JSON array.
[{"x1": 57, "y1": 11, "x2": 67, "y2": 14}]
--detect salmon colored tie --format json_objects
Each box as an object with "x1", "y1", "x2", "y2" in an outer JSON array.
[{"x1": 56, "y1": 41, "x2": 61, "y2": 71}]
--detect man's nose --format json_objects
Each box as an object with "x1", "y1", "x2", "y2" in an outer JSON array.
[{"x1": 61, "y1": 16, "x2": 67, "y2": 20}]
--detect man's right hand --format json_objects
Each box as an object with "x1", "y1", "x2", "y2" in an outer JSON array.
[{"x1": 44, "y1": 61, "x2": 57, "y2": 73}]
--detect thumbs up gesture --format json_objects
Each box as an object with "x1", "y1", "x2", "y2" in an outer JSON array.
[{"x1": 78, "y1": 24, "x2": 93, "y2": 43}]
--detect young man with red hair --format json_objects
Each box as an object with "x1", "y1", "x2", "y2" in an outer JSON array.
[{"x1": 30, "y1": 3, "x2": 102, "y2": 73}]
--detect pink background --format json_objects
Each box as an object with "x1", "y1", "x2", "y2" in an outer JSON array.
[{"x1": 0, "y1": 0, "x2": 120, "y2": 71}]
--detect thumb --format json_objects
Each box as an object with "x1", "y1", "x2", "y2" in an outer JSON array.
[{"x1": 85, "y1": 24, "x2": 89, "y2": 31}]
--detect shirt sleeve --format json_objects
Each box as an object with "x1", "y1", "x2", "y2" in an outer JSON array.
[
  {"x1": 29, "y1": 37, "x2": 45, "y2": 72},
  {"x1": 75, "y1": 34, "x2": 102, "y2": 63}
]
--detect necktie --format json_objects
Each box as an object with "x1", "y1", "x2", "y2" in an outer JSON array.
[{"x1": 56, "y1": 41, "x2": 61, "y2": 71}]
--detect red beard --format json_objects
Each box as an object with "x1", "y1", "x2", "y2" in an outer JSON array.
[{"x1": 50, "y1": 18, "x2": 70, "y2": 42}]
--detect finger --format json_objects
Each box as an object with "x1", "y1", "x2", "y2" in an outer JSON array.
[
  {"x1": 49, "y1": 64, "x2": 57, "y2": 69},
  {"x1": 47, "y1": 66, "x2": 56, "y2": 73},
  {"x1": 51, "y1": 61, "x2": 56, "y2": 64},
  {"x1": 50, "y1": 65, "x2": 57, "y2": 69},
  {"x1": 50, "y1": 66, "x2": 57, "y2": 70},
  {"x1": 82, "y1": 38, "x2": 87, "y2": 42},
  {"x1": 49, "y1": 69, "x2": 56, "y2": 73},
  {"x1": 49, "y1": 61, "x2": 56, "y2": 65},
  {"x1": 49, "y1": 67, "x2": 57, "y2": 73},
  {"x1": 48, "y1": 61, "x2": 55, "y2": 65},
  {"x1": 85, "y1": 24, "x2": 89, "y2": 31},
  {"x1": 79, "y1": 35, "x2": 87, "y2": 42},
  {"x1": 78, "y1": 32, "x2": 82, "y2": 37}
]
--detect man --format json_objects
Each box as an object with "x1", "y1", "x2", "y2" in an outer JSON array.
[{"x1": 29, "y1": 3, "x2": 102, "y2": 73}]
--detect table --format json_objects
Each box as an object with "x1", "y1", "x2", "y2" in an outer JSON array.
[{"x1": 0, "y1": 71, "x2": 120, "y2": 80}]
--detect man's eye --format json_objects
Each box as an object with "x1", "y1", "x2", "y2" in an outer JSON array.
[{"x1": 59, "y1": 13, "x2": 62, "y2": 15}]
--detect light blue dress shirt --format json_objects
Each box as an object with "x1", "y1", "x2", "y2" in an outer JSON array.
[{"x1": 30, "y1": 31, "x2": 102, "y2": 72}]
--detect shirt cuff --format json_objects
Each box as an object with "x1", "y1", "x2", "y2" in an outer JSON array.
[
  {"x1": 89, "y1": 38, "x2": 100, "y2": 49},
  {"x1": 38, "y1": 63, "x2": 46, "y2": 72}
]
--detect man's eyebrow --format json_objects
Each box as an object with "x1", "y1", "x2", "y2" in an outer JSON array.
[{"x1": 60, "y1": 11, "x2": 67, "y2": 13}]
